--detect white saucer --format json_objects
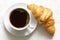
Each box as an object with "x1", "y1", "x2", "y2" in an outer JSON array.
[{"x1": 3, "y1": 3, "x2": 37, "y2": 36}]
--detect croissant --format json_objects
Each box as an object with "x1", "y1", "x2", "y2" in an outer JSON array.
[{"x1": 27, "y1": 4, "x2": 55, "y2": 36}]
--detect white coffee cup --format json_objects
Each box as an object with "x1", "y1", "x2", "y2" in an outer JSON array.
[
  {"x1": 8, "y1": 4, "x2": 31, "y2": 31},
  {"x1": 8, "y1": 8, "x2": 30, "y2": 31}
]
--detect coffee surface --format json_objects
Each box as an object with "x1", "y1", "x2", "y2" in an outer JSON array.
[{"x1": 10, "y1": 8, "x2": 29, "y2": 28}]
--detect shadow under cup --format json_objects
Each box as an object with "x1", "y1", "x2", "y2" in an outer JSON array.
[{"x1": 9, "y1": 8, "x2": 30, "y2": 30}]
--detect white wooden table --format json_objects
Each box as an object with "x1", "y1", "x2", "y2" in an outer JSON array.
[{"x1": 0, "y1": 0, "x2": 60, "y2": 40}]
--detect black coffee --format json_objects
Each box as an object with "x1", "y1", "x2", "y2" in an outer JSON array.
[{"x1": 10, "y1": 8, "x2": 30, "y2": 28}]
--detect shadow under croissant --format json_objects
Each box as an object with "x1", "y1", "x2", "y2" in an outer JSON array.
[{"x1": 36, "y1": 24, "x2": 54, "y2": 39}]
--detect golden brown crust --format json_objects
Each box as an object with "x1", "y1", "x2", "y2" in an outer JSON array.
[
  {"x1": 34, "y1": 6, "x2": 44, "y2": 18},
  {"x1": 27, "y1": 4, "x2": 38, "y2": 15},
  {"x1": 40, "y1": 8, "x2": 52, "y2": 22},
  {"x1": 27, "y1": 4, "x2": 55, "y2": 36},
  {"x1": 45, "y1": 26, "x2": 55, "y2": 36},
  {"x1": 44, "y1": 19, "x2": 55, "y2": 27}
]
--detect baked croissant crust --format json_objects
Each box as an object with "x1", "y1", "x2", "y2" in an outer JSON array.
[{"x1": 27, "y1": 4, "x2": 55, "y2": 36}]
